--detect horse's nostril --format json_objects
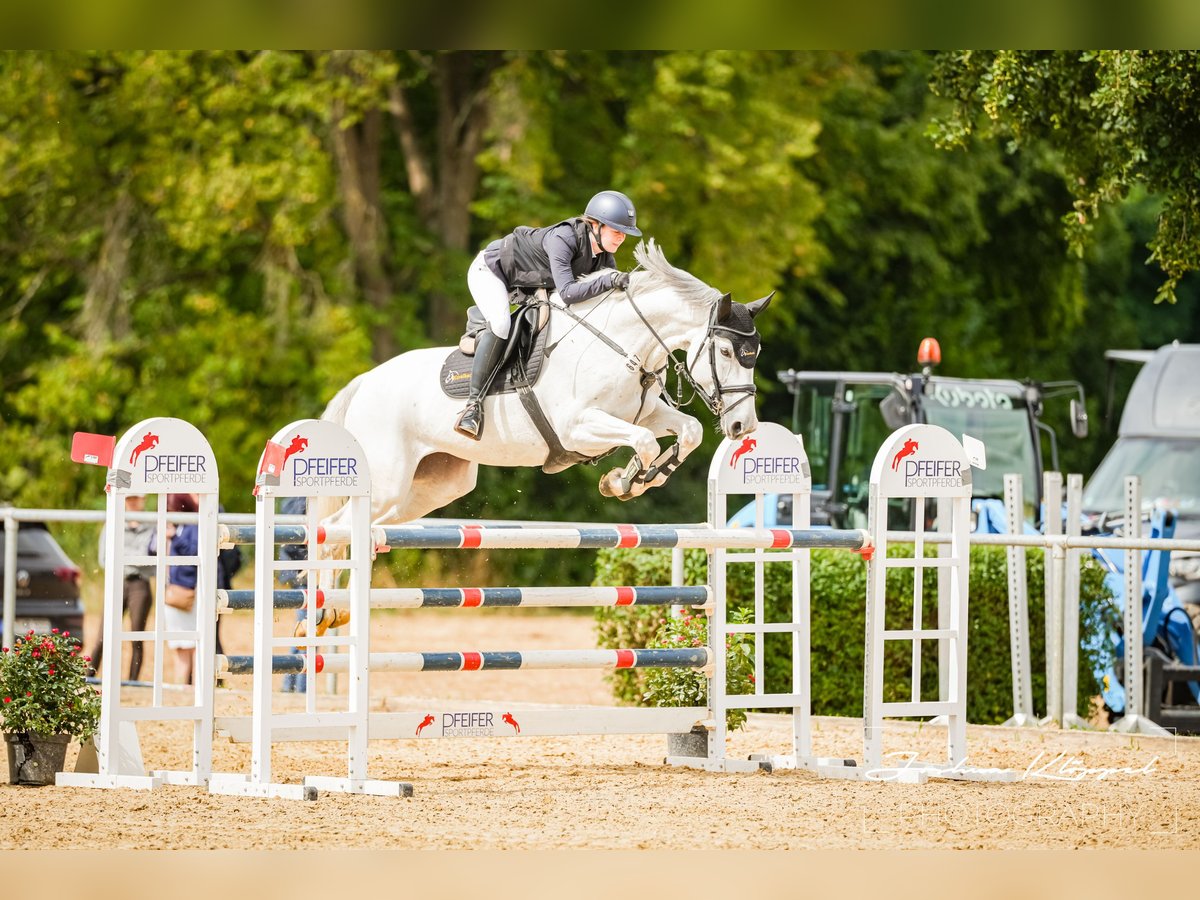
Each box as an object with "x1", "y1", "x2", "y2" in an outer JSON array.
[{"x1": 732, "y1": 422, "x2": 743, "y2": 437}]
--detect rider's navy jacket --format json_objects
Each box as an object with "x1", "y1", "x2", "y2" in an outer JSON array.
[{"x1": 484, "y1": 217, "x2": 619, "y2": 305}]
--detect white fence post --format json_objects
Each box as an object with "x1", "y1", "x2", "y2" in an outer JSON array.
[{"x1": 1111, "y1": 476, "x2": 1171, "y2": 735}]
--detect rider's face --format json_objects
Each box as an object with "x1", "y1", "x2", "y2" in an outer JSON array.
[{"x1": 598, "y1": 225, "x2": 626, "y2": 254}]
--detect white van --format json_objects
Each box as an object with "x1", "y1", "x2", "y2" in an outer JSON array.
[{"x1": 1082, "y1": 342, "x2": 1200, "y2": 608}]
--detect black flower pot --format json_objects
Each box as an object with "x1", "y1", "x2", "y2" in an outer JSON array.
[
  {"x1": 4, "y1": 732, "x2": 71, "y2": 786},
  {"x1": 666, "y1": 726, "x2": 709, "y2": 758}
]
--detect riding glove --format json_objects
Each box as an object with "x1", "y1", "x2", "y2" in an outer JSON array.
[{"x1": 612, "y1": 271, "x2": 630, "y2": 292}]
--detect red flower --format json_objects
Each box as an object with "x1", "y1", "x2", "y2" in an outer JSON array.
[
  {"x1": 25, "y1": 692, "x2": 31, "y2": 697},
  {"x1": 2, "y1": 697, "x2": 9, "y2": 704},
  {"x1": 48, "y1": 668, "x2": 56, "y2": 676},
  {"x1": 63, "y1": 631, "x2": 70, "y2": 637},
  {"x1": 31, "y1": 650, "x2": 40, "y2": 659},
  {"x1": 52, "y1": 628, "x2": 59, "y2": 634}
]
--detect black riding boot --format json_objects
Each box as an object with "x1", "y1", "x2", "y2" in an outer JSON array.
[{"x1": 454, "y1": 329, "x2": 507, "y2": 440}]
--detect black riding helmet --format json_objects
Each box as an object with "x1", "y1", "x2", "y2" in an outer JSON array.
[{"x1": 584, "y1": 190, "x2": 642, "y2": 237}]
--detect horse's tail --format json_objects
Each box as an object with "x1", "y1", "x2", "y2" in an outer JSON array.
[{"x1": 320, "y1": 374, "x2": 364, "y2": 427}]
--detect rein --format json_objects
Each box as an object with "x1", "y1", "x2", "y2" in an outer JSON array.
[
  {"x1": 542, "y1": 277, "x2": 756, "y2": 422},
  {"x1": 541, "y1": 278, "x2": 667, "y2": 423}
]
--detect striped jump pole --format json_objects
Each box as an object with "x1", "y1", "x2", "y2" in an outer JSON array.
[
  {"x1": 220, "y1": 522, "x2": 872, "y2": 553},
  {"x1": 217, "y1": 584, "x2": 713, "y2": 612},
  {"x1": 217, "y1": 647, "x2": 712, "y2": 675}
]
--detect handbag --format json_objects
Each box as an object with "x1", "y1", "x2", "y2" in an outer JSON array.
[{"x1": 165, "y1": 582, "x2": 196, "y2": 612}]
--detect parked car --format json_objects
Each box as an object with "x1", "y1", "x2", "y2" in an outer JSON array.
[{"x1": 0, "y1": 522, "x2": 85, "y2": 638}]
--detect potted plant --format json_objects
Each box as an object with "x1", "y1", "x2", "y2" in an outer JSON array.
[
  {"x1": 0, "y1": 629, "x2": 100, "y2": 785},
  {"x1": 643, "y1": 608, "x2": 755, "y2": 757}
]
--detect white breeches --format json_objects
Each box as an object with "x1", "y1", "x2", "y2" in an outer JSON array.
[{"x1": 467, "y1": 250, "x2": 512, "y2": 339}]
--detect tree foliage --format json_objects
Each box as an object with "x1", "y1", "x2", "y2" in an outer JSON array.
[
  {"x1": 1, "y1": 51, "x2": 1195, "y2": 582},
  {"x1": 929, "y1": 50, "x2": 1200, "y2": 303}
]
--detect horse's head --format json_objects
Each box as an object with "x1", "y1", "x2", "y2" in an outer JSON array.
[{"x1": 685, "y1": 290, "x2": 774, "y2": 439}]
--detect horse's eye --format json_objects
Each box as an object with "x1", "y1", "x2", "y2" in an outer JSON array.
[{"x1": 720, "y1": 346, "x2": 733, "y2": 358}]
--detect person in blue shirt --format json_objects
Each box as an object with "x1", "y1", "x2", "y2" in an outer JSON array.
[{"x1": 155, "y1": 493, "x2": 240, "y2": 686}]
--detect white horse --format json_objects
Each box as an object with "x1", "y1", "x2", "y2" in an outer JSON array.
[{"x1": 317, "y1": 239, "x2": 772, "y2": 532}]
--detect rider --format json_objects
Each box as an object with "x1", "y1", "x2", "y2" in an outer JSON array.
[{"x1": 454, "y1": 189, "x2": 643, "y2": 440}]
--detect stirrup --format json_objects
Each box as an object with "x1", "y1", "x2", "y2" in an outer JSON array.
[{"x1": 454, "y1": 401, "x2": 483, "y2": 440}]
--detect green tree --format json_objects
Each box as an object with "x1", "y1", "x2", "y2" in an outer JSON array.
[
  {"x1": 0, "y1": 51, "x2": 373, "y2": 509},
  {"x1": 929, "y1": 50, "x2": 1200, "y2": 304}
]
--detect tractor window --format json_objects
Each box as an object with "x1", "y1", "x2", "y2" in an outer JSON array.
[
  {"x1": 792, "y1": 384, "x2": 831, "y2": 491},
  {"x1": 923, "y1": 381, "x2": 1037, "y2": 518},
  {"x1": 843, "y1": 385, "x2": 912, "y2": 529}
]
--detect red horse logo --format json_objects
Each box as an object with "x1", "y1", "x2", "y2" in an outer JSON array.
[
  {"x1": 129, "y1": 432, "x2": 159, "y2": 465},
  {"x1": 502, "y1": 712, "x2": 521, "y2": 734},
  {"x1": 891, "y1": 438, "x2": 919, "y2": 471},
  {"x1": 730, "y1": 438, "x2": 757, "y2": 468},
  {"x1": 282, "y1": 435, "x2": 309, "y2": 466},
  {"x1": 415, "y1": 714, "x2": 435, "y2": 736}
]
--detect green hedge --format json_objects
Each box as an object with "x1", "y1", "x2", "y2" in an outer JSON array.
[{"x1": 593, "y1": 545, "x2": 1117, "y2": 724}]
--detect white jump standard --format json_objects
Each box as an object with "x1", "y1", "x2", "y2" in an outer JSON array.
[
  {"x1": 57, "y1": 417, "x2": 222, "y2": 792},
  {"x1": 208, "y1": 419, "x2": 413, "y2": 801}
]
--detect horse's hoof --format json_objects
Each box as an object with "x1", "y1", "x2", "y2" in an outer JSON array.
[
  {"x1": 294, "y1": 607, "x2": 351, "y2": 638},
  {"x1": 599, "y1": 469, "x2": 628, "y2": 498}
]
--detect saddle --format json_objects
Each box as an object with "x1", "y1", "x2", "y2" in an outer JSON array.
[{"x1": 438, "y1": 290, "x2": 552, "y2": 400}]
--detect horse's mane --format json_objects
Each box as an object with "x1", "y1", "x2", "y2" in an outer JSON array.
[
  {"x1": 568, "y1": 239, "x2": 719, "y2": 311},
  {"x1": 632, "y1": 239, "x2": 721, "y2": 310}
]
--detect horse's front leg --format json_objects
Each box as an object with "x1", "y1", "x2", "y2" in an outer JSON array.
[
  {"x1": 562, "y1": 408, "x2": 661, "y2": 500},
  {"x1": 625, "y1": 400, "x2": 705, "y2": 493},
  {"x1": 599, "y1": 403, "x2": 703, "y2": 499}
]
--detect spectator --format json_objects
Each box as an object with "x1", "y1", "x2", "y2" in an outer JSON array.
[
  {"x1": 157, "y1": 493, "x2": 201, "y2": 685},
  {"x1": 278, "y1": 495, "x2": 309, "y2": 693},
  {"x1": 88, "y1": 493, "x2": 155, "y2": 681},
  {"x1": 150, "y1": 493, "x2": 241, "y2": 685},
  {"x1": 213, "y1": 507, "x2": 242, "y2": 659}
]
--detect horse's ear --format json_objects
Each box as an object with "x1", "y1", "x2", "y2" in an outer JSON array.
[
  {"x1": 717, "y1": 293, "x2": 733, "y2": 322},
  {"x1": 747, "y1": 290, "x2": 775, "y2": 319}
]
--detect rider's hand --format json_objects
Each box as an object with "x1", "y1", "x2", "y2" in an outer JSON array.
[{"x1": 612, "y1": 271, "x2": 630, "y2": 292}]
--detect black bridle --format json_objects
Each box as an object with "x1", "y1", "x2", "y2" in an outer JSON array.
[{"x1": 680, "y1": 301, "x2": 759, "y2": 418}]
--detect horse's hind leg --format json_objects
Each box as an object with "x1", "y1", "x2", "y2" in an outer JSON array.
[
  {"x1": 304, "y1": 449, "x2": 426, "y2": 637},
  {"x1": 403, "y1": 453, "x2": 478, "y2": 521},
  {"x1": 310, "y1": 453, "x2": 478, "y2": 642}
]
